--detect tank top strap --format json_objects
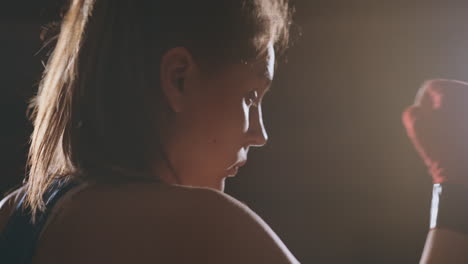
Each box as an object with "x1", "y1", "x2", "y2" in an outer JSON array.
[{"x1": 0, "y1": 177, "x2": 82, "y2": 264}]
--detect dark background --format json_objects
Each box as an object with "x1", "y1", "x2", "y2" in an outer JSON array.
[{"x1": 2, "y1": 1, "x2": 468, "y2": 263}]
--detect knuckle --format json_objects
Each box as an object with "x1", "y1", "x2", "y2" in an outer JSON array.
[
  {"x1": 424, "y1": 79, "x2": 468, "y2": 94},
  {"x1": 402, "y1": 106, "x2": 418, "y2": 125}
]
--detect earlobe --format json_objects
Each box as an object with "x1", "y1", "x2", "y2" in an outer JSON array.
[{"x1": 160, "y1": 47, "x2": 193, "y2": 113}]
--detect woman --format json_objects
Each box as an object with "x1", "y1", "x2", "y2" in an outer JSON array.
[
  {"x1": 0, "y1": 0, "x2": 300, "y2": 263},
  {"x1": 3, "y1": 1, "x2": 468, "y2": 263}
]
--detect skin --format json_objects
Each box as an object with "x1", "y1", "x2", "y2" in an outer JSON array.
[
  {"x1": 154, "y1": 42, "x2": 275, "y2": 191},
  {"x1": 0, "y1": 42, "x2": 301, "y2": 263},
  {"x1": 402, "y1": 79, "x2": 468, "y2": 263}
]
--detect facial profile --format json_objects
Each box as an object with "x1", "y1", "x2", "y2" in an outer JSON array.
[
  {"x1": 24, "y1": 0, "x2": 293, "y2": 215},
  {"x1": 157, "y1": 41, "x2": 276, "y2": 191}
]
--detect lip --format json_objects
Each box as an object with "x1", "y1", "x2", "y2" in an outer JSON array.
[
  {"x1": 235, "y1": 160, "x2": 247, "y2": 168},
  {"x1": 226, "y1": 160, "x2": 247, "y2": 177},
  {"x1": 227, "y1": 166, "x2": 239, "y2": 177}
]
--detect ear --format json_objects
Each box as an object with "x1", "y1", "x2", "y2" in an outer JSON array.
[{"x1": 160, "y1": 47, "x2": 195, "y2": 113}]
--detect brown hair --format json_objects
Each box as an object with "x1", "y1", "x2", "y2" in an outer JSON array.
[{"x1": 26, "y1": 0, "x2": 294, "y2": 215}]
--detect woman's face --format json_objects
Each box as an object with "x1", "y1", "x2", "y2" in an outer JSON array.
[{"x1": 158, "y1": 43, "x2": 275, "y2": 191}]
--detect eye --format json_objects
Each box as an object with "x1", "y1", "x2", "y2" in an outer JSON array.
[{"x1": 245, "y1": 90, "x2": 259, "y2": 106}]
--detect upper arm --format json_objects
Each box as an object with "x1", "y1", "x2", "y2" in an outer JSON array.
[
  {"x1": 189, "y1": 188, "x2": 300, "y2": 264},
  {"x1": 34, "y1": 184, "x2": 300, "y2": 264}
]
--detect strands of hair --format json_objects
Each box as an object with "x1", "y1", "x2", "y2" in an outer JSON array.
[{"x1": 25, "y1": 0, "x2": 294, "y2": 220}]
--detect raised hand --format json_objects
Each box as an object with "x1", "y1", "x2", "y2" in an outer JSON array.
[{"x1": 402, "y1": 79, "x2": 468, "y2": 187}]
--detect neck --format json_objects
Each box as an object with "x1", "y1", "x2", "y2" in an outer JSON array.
[{"x1": 152, "y1": 147, "x2": 182, "y2": 185}]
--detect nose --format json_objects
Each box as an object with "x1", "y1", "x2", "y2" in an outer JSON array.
[{"x1": 247, "y1": 105, "x2": 268, "y2": 147}]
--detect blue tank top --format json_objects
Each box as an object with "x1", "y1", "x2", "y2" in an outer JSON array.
[{"x1": 0, "y1": 178, "x2": 80, "y2": 263}]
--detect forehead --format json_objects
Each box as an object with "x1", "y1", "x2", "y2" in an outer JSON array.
[
  {"x1": 205, "y1": 42, "x2": 276, "y2": 90},
  {"x1": 266, "y1": 42, "x2": 275, "y2": 79},
  {"x1": 246, "y1": 42, "x2": 276, "y2": 79}
]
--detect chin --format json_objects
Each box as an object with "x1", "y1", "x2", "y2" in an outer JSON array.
[
  {"x1": 218, "y1": 179, "x2": 226, "y2": 192},
  {"x1": 205, "y1": 178, "x2": 226, "y2": 192}
]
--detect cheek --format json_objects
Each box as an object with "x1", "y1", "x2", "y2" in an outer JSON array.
[
  {"x1": 175, "y1": 99, "x2": 246, "y2": 173},
  {"x1": 180, "y1": 75, "x2": 251, "y2": 166},
  {"x1": 184, "y1": 95, "x2": 245, "y2": 145},
  {"x1": 200, "y1": 97, "x2": 249, "y2": 156},
  {"x1": 207, "y1": 97, "x2": 248, "y2": 143}
]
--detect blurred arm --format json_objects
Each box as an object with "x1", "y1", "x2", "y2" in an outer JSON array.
[
  {"x1": 420, "y1": 184, "x2": 468, "y2": 263},
  {"x1": 420, "y1": 228, "x2": 468, "y2": 263}
]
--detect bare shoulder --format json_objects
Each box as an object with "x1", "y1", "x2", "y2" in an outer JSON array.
[
  {"x1": 199, "y1": 188, "x2": 300, "y2": 263},
  {"x1": 34, "y1": 182, "x2": 299, "y2": 264}
]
